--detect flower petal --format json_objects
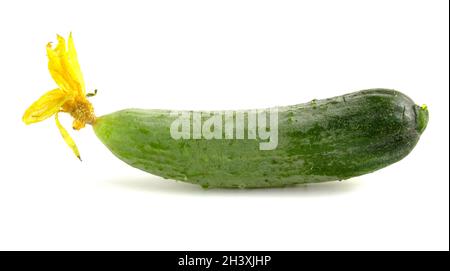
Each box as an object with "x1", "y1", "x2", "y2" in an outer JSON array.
[
  {"x1": 68, "y1": 33, "x2": 85, "y2": 95},
  {"x1": 46, "y1": 35, "x2": 84, "y2": 95},
  {"x1": 22, "y1": 88, "x2": 67, "y2": 124},
  {"x1": 46, "y1": 38, "x2": 72, "y2": 92},
  {"x1": 55, "y1": 113, "x2": 81, "y2": 160}
]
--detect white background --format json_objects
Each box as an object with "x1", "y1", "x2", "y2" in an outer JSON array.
[{"x1": 0, "y1": 0, "x2": 448, "y2": 251}]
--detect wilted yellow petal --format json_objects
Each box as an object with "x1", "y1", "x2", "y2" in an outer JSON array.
[
  {"x1": 55, "y1": 34, "x2": 66, "y2": 56},
  {"x1": 22, "y1": 88, "x2": 67, "y2": 124},
  {"x1": 55, "y1": 113, "x2": 81, "y2": 160},
  {"x1": 47, "y1": 43, "x2": 72, "y2": 93},
  {"x1": 46, "y1": 35, "x2": 84, "y2": 95},
  {"x1": 68, "y1": 33, "x2": 85, "y2": 95}
]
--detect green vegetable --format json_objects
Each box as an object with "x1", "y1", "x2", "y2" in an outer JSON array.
[{"x1": 93, "y1": 89, "x2": 428, "y2": 188}]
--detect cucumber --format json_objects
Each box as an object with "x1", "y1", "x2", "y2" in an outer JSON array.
[{"x1": 93, "y1": 89, "x2": 428, "y2": 188}]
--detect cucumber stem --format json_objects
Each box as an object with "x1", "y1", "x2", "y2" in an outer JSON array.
[{"x1": 415, "y1": 104, "x2": 429, "y2": 134}]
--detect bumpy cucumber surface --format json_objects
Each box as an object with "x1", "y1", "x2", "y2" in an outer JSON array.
[{"x1": 93, "y1": 89, "x2": 428, "y2": 188}]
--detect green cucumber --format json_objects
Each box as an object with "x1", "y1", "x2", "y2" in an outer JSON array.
[{"x1": 93, "y1": 88, "x2": 428, "y2": 188}]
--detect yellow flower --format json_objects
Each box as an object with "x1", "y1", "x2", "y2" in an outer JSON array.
[{"x1": 23, "y1": 33, "x2": 96, "y2": 160}]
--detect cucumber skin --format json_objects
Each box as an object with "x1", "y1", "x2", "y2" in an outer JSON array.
[{"x1": 93, "y1": 89, "x2": 428, "y2": 188}]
